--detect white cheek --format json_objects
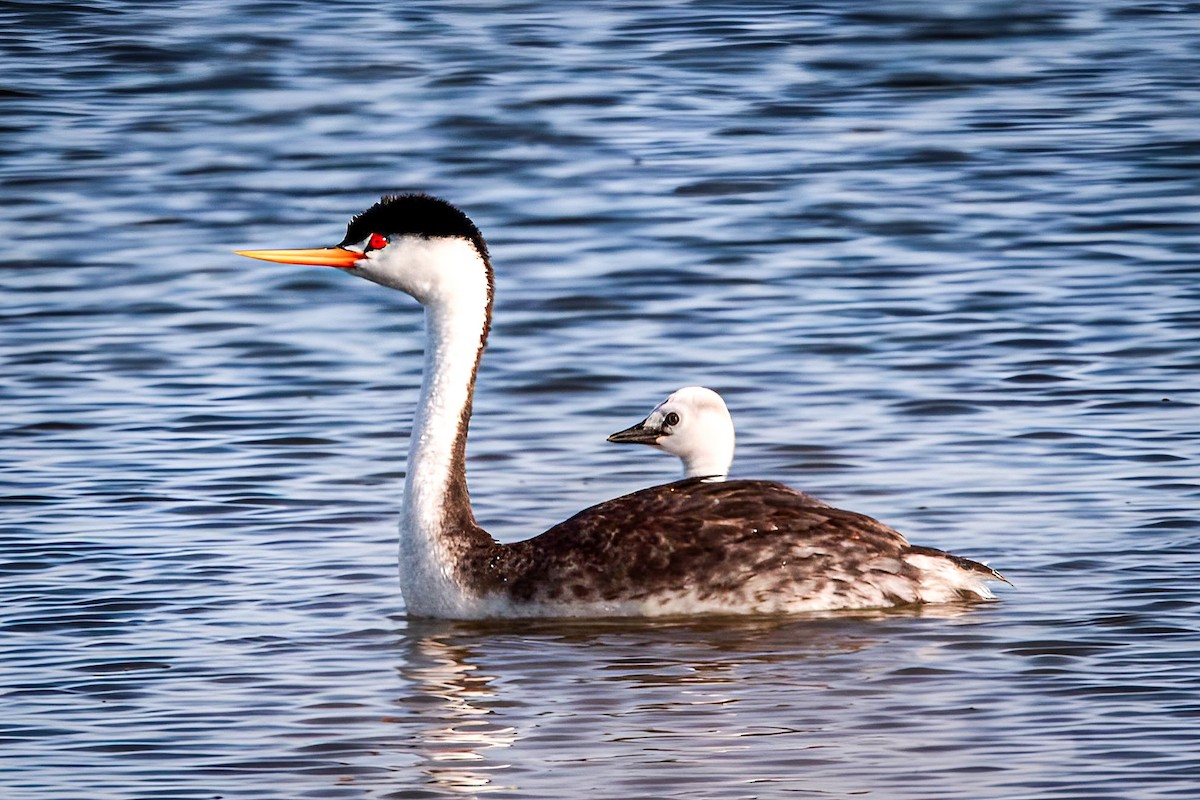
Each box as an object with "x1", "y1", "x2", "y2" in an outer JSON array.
[{"x1": 357, "y1": 238, "x2": 481, "y2": 302}]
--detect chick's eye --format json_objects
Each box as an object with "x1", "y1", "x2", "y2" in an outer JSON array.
[
  {"x1": 366, "y1": 233, "x2": 389, "y2": 251},
  {"x1": 664, "y1": 412, "x2": 681, "y2": 427}
]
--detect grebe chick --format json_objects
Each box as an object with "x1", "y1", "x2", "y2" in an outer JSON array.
[
  {"x1": 608, "y1": 386, "x2": 734, "y2": 481},
  {"x1": 236, "y1": 194, "x2": 1005, "y2": 619}
]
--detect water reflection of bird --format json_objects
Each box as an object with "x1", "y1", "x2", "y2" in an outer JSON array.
[
  {"x1": 400, "y1": 630, "x2": 516, "y2": 793},
  {"x1": 237, "y1": 194, "x2": 1005, "y2": 619},
  {"x1": 607, "y1": 386, "x2": 736, "y2": 481}
]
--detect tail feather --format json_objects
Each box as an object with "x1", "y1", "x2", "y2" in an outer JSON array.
[{"x1": 903, "y1": 545, "x2": 1008, "y2": 603}]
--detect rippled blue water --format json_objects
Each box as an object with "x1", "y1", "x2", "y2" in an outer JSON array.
[{"x1": 3, "y1": 2, "x2": 1199, "y2": 798}]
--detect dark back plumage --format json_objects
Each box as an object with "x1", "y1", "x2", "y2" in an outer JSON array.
[{"x1": 458, "y1": 478, "x2": 1001, "y2": 614}]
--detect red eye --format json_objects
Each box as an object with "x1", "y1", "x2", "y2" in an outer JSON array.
[{"x1": 367, "y1": 232, "x2": 388, "y2": 251}]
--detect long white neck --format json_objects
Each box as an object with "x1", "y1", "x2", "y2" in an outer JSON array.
[{"x1": 395, "y1": 242, "x2": 495, "y2": 617}]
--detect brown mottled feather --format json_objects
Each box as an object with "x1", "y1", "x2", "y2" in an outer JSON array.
[{"x1": 456, "y1": 478, "x2": 1000, "y2": 613}]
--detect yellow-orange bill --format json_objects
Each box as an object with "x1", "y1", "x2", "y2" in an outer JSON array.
[{"x1": 234, "y1": 247, "x2": 361, "y2": 269}]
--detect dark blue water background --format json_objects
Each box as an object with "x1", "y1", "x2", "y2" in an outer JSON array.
[{"x1": 2, "y1": 2, "x2": 1199, "y2": 798}]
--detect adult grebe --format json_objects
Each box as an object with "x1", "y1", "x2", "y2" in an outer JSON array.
[
  {"x1": 608, "y1": 386, "x2": 735, "y2": 481},
  {"x1": 237, "y1": 194, "x2": 1005, "y2": 618}
]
